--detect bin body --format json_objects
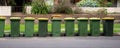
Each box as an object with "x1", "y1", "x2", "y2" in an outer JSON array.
[
  {"x1": 25, "y1": 20, "x2": 34, "y2": 37},
  {"x1": 65, "y1": 19, "x2": 74, "y2": 36},
  {"x1": 0, "y1": 19, "x2": 5, "y2": 37},
  {"x1": 52, "y1": 19, "x2": 61, "y2": 37},
  {"x1": 11, "y1": 19, "x2": 20, "y2": 37},
  {"x1": 78, "y1": 19, "x2": 88, "y2": 36},
  {"x1": 103, "y1": 20, "x2": 114, "y2": 36},
  {"x1": 90, "y1": 19, "x2": 100, "y2": 36},
  {"x1": 38, "y1": 20, "x2": 48, "y2": 37}
]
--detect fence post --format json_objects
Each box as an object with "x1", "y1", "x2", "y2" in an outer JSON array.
[
  {"x1": 0, "y1": 17, "x2": 6, "y2": 37},
  {"x1": 38, "y1": 18, "x2": 48, "y2": 37},
  {"x1": 25, "y1": 17, "x2": 34, "y2": 37},
  {"x1": 77, "y1": 18, "x2": 88, "y2": 36},
  {"x1": 52, "y1": 15, "x2": 61, "y2": 37},
  {"x1": 102, "y1": 17, "x2": 114, "y2": 36},
  {"x1": 64, "y1": 17, "x2": 75, "y2": 36},
  {"x1": 10, "y1": 17, "x2": 20, "y2": 37},
  {"x1": 90, "y1": 18, "x2": 100, "y2": 36}
]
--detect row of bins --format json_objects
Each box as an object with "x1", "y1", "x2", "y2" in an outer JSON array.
[{"x1": 0, "y1": 16, "x2": 114, "y2": 37}]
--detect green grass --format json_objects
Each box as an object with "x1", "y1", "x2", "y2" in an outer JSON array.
[{"x1": 4, "y1": 24, "x2": 120, "y2": 33}]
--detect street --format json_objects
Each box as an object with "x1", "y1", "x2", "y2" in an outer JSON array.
[{"x1": 0, "y1": 36, "x2": 120, "y2": 48}]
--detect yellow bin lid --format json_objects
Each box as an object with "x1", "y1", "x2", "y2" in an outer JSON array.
[
  {"x1": 64, "y1": 17, "x2": 75, "y2": 20},
  {"x1": 25, "y1": 17, "x2": 35, "y2": 20},
  {"x1": 0, "y1": 16, "x2": 6, "y2": 19},
  {"x1": 102, "y1": 17, "x2": 114, "y2": 20},
  {"x1": 10, "y1": 17, "x2": 21, "y2": 20},
  {"x1": 77, "y1": 17, "x2": 88, "y2": 20},
  {"x1": 52, "y1": 14, "x2": 62, "y2": 17},
  {"x1": 90, "y1": 17, "x2": 100, "y2": 20},
  {"x1": 38, "y1": 18, "x2": 48, "y2": 20}
]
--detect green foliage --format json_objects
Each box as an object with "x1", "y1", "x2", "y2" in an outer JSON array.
[
  {"x1": 31, "y1": 0, "x2": 51, "y2": 14},
  {"x1": 8, "y1": 0, "x2": 16, "y2": 6},
  {"x1": 77, "y1": 0, "x2": 113, "y2": 7},
  {"x1": 0, "y1": 0, "x2": 16, "y2": 6},
  {"x1": 76, "y1": 0, "x2": 100, "y2": 7},
  {"x1": 98, "y1": 0, "x2": 105, "y2": 7},
  {"x1": 106, "y1": 2, "x2": 113, "y2": 7},
  {"x1": 24, "y1": 2, "x2": 31, "y2": 6},
  {"x1": 98, "y1": 0, "x2": 113, "y2": 7}
]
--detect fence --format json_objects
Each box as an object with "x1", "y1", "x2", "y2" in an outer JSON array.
[{"x1": 0, "y1": 16, "x2": 115, "y2": 37}]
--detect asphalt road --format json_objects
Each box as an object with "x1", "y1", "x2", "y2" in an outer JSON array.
[{"x1": 0, "y1": 36, "x2": 120, "y2": 48}]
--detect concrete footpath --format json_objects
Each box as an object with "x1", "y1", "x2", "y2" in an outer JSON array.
[{"x1": 0, "y1": 36, "x2": 120, "y2": 48}]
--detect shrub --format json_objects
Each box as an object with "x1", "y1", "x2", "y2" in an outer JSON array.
[
  {"x1": 54, "y1": 0, "x2": 73, "y2": 14},
  {"x1": 76, "y1": 0, "x2": 100, "y2": 7},
  {"x1": 106, "y1": 2, "x2": 113, "y2": 7},
  {"x1": 73, "y1": 7, "x2": 83, "y2": 14},
  {"x1": 77, "y1": 0, "x2": 113, "y2": 7},
  {"x1": 54, "y1": 5, "x2": 73, "y2": 14},
  {"x1": 31, "y1": 0, "x2": 51, "y2": 14},
  {"x1": 97, "y1": 8, "x2": 107, "y2": 15}
]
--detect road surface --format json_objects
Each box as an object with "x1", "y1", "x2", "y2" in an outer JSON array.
[{"x1": 0, "y1": 36, "x2": 120, "y2": 48}]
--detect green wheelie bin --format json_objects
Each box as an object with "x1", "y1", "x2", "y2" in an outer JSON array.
[
  {"x1": 25, "y1": 17, "x2": 34, "y2": 37},
  {"x1": 77, "y1": 17, "x2": 88, "y2": 36},
  {"x1": 64, "y1": 17, "x2": 75, "y2": 36},
  {"x1": 90, "y1": 18, "x2": 100, "y2": 36},
  {"x1": 38, "y1": 18, "x2": 48, "y2": 37},
  {"x1": 52, "y1": 15, "x2": 62, "y2": 37},
  {"x1": 0, "y1": 17, "x2": 6, "y2": 37},
  {"x1": 10, "y1": 17, "x2": 20, "y2": 37},
  {"x1": 102, "y1": 17, "x2": 114, "y2": 36}
]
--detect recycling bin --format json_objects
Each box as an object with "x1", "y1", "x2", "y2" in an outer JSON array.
[
  {"x1": 102, "y1": 17, "x2": 114, "y2": 36},
  {"x1": 38, "y1": 18, "x2": 48, "y2": 37},
  {"x1": 90, "y1": 18, "x2": 100, "y2": 36},
  {"x1": 77, "y1": 18, "x2": 88, "y2": 36},
  {"x1": 52, "y1": 15, "x2": 61, "y2": 37},
  {"x1": 10, "y1": 17, "x2": 20, "y2": 37},
  {"x1": 64, "y1": 17, "x2": 75, "y2": 36},
  {"x1": 25, "y1": 17, "x2": 34, "y2": 37},
  {"x1": 0, "y1": 17, "x2": 6, "y2": 37}
]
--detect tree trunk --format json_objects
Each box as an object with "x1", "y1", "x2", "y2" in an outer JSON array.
[
  {"x1": 104, "y1": 0, "x2": 107, "y2": 7},
  {"x1": 5, "y1": 0, "x2": 7, "y2": 6},
  {"x1": 54, "y1": 0, "x2": 59, "y2": 6}
]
